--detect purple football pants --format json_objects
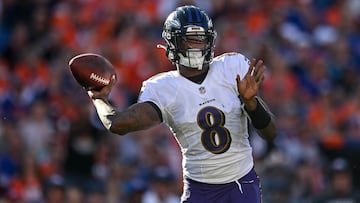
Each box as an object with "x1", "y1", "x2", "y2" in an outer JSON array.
[{"x1": 181, "y1": 168, "x2": 262, "y2": 203}]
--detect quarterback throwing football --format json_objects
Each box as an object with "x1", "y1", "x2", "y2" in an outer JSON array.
[{"x1": 89, "y1": 5, "x2": 276, "y2": 203}]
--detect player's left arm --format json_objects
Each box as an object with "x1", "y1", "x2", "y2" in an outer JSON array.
[
  {"x1": 236, "y1": 58, "x2": 277, "y2": 141},
  {"x1": 245, "y1": 96, "x2": 276, "y2": 141}
]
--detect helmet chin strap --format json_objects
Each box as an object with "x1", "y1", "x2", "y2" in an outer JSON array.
[
  {"x1": 178, "y1": 49, "x2": 205, "y2": 70},
  {"x1": 156, "y1": 44, "x2": 166, "y2": 50}
]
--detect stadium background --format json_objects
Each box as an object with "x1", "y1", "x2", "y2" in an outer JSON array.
[{"x1": 0, "y1": 0, "x2": 360, "y2": 202}]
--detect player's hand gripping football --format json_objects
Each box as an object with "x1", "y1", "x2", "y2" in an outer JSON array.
[
  {"x1": 88, "y1": 75, "x2": 117, "y2": 100},
  {"x1": 236, "y1": 58, "x2": 266, "y2": 110}
]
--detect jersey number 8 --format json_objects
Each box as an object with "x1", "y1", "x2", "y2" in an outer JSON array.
[{"x1": 197, "y1": 106, "x2": 231, "y2": 154}]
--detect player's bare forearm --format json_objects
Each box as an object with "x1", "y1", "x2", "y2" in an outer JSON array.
[
  {"x1": 91, "y1": 97, "x2": 161, "y2": 135},
  {"x1": 256, "y1": 118, "x2": 276, "y2": 141},
  {"x1": 242, "y1": 96, "x2": 277, "y2": 141},
  {"x1": 109, "y1": 102, "x2": 161, "y2": 135}
]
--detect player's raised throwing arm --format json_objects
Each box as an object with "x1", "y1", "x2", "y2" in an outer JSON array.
[{"x1": 88, "y1": 76, "x2": 162, "y2": 135}]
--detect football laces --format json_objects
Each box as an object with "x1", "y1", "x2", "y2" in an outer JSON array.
[{"x1": 90, "y1": 73, "x2": 110, "y2": 85}]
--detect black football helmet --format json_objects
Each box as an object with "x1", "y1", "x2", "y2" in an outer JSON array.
[{"x1": 161, "y1": 5, "x2": 217, "y2": 70}]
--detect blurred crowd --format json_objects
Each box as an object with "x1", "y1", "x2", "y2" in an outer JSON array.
[{"x1": 0, "y1": 0, "x2": 360, "y2": 202}]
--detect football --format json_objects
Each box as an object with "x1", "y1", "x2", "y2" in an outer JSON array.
[{"x1": 69, "y1": 53, "x2": 116, "y2": 91}]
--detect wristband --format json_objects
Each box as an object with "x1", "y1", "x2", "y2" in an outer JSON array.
[{"x1": 243, "y1": 97, "x2": 271, "y2": 129}]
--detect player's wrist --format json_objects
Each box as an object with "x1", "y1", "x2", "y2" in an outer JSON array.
[
  {"x1": 242, "y1": 97, "x2": 271, "y2": 129},
  {"x1": 238, "y1": 96, "x2": 257, "y2": 110},
  {"x1": 92, "y1": 98, "x2": 116, "y2": 130},
  {"x1": 243, "y1": 97, "x2": 257, "y2": 111}
]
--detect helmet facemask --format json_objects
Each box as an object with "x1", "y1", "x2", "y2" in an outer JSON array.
[{"x1": 175, "y1": 28, "x2": 213, "y2": 70}]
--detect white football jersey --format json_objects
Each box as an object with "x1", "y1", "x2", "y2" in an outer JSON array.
[{"x1": 138, "y1": 53, "x2": 253, "y2": 184}]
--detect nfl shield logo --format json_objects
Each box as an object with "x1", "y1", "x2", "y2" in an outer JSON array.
[{"x1": 199, "y1": 86, "x2": 206, "y2": 94}]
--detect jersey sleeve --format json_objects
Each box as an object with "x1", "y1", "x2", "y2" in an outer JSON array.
[
  {"x1": 224, "y1": 53, "x2": 251, "y2": 81},
  {"x1": 213, "y1": 53, "x2": 251, "y2": 94},
  {"x1": 137, "y1": 79, "x2": 171, "y2": 124}
]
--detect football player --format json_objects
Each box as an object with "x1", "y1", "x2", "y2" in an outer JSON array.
[{"x1": 88, "y1": 5, "x2": 276, "y2": 203}]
